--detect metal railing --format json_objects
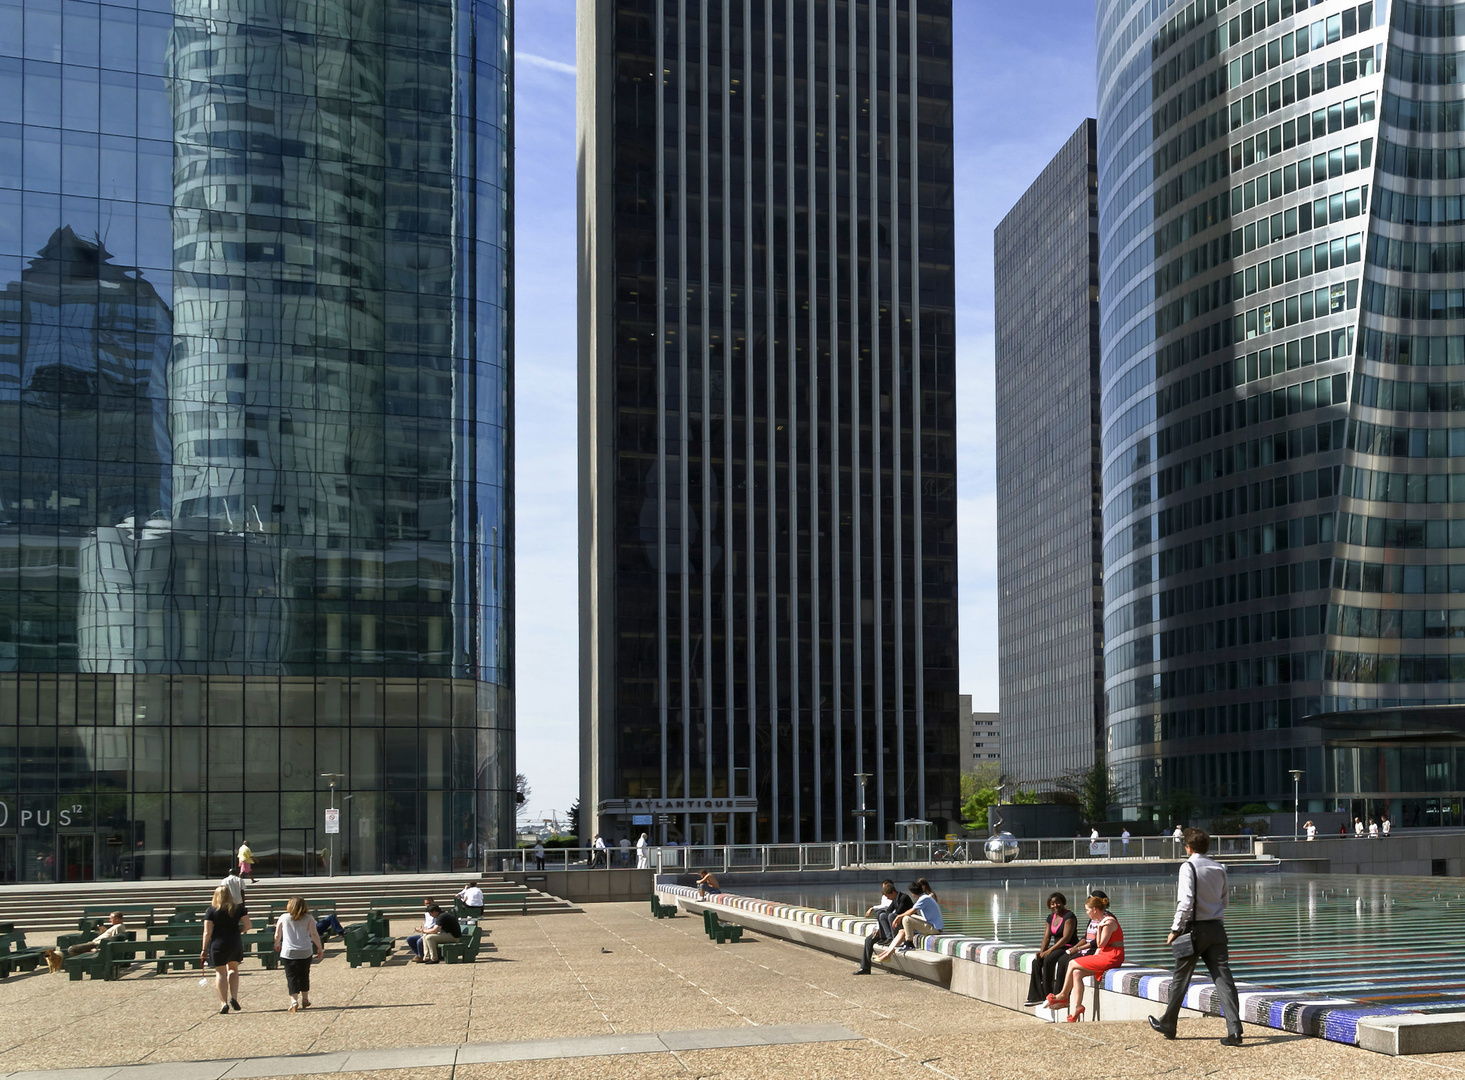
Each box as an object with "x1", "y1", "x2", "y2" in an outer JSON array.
[{"x1": 480, "y1": 835, "x2": 1257, "y2": 875}]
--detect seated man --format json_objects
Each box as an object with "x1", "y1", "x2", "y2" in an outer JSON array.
[
  {"x1": 696, "y1": 870, "x2": 720, "y2": 898},
  {"x1": 457, "y1": 881, "x2": 485, "y2": 917},
  {"x1": 406, "y1": 904, "x2": 439, "y2": 961},
  {"x1": 420, "y1": 905, "x2": 462, "y2": 964},
  {"x1": 315, "y1": 912, "x2": 347, "y2": 940},
  {"x1": 68, "y1": 912, "x2": 126, "y2": 956},
  {"x1": 853, "y1": 880, "x2": 912, "y2": 976}
]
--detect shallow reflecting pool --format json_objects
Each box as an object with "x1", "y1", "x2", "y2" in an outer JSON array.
[{"x1": 758, "y1": 873, "x2": 1465, "y2": 1012}]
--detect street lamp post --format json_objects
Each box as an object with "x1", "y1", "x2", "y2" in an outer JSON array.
[
  {"x1": 1289, "y1": 769, "x2": 1304, "y2": 841},
  {"x1": 320, "y1": 773, "x2": 345, "y2": 878},
  {"x1": 853, "y1": 773, "x2": 874, "y2": 866}
]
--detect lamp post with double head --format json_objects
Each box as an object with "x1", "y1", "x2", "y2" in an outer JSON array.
[{"x1": 1289, "y1": 769, "x2": 1304, "y2": 841}]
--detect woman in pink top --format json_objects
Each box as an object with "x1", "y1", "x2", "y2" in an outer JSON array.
[
  {"x1": 1046, "y1": 891, "x2": 1124, "y2": 1022},
  {"x1": 1024, "y1": 892, "x2": 1077, "y2": 1007}
]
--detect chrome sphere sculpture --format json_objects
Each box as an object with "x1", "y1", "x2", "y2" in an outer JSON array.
[{"x1": 985, "y1": 831, "x2": 1019, "y2": 864}]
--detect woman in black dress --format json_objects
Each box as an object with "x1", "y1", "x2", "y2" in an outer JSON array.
[{"x1": 201, "y1": 885, "x2": 252, "y2": 1014}]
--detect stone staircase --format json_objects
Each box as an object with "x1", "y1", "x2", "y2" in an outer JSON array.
[{"x1": 0, "y1": 874, "x2": 580, "y2": 933}]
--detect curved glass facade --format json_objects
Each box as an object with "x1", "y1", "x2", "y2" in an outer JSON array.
[
  {"x1": 0, "y1": 0, "x2": 513, "y2": 881},
  {"x1": 1097, "y1": 0, "x2": 1465, "y2": 824}
]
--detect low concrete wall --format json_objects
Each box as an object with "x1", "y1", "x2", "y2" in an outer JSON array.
[
  {"x1": 502, "y1": 869, "x2": 653, "y2": 904},
  {"x1": 663, "y1": 890, "x2": 1202, "y2": 1026},
  {"x1": 1257, "y1": 833, "x2": 1465, "y2": 877}
]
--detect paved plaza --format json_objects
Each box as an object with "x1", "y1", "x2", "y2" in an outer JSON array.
[{"x1": 3, "y1": 902, "x2": 1465, "y2": 1079}]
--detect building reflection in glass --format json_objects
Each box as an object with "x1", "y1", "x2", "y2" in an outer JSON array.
[{"x1": 0, "y1": 0, "x2": 512, "y2": 885}]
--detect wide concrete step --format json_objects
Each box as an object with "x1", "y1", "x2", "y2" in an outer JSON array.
[{"x1": 0, "y1": 874, "x2": 580, "y2": 933}]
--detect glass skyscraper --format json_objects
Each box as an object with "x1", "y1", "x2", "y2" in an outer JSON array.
[
  {"x1": 578, "y1": 0, "x2": 959, "y2": 844},
  {"x1": 0, "y1": 0, "x2": 513, "y2": 882},
  {"x1": 995, "y1": 120, "x2": 1107, "y2": 791},
  {"x1": 1100, "y1": 0, "x2": 1465, "y2": 825}
]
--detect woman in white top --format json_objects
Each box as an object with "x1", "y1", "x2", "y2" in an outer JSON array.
[{"x1": 274, "y1": 896, "x2": 324, "y2": 1012}]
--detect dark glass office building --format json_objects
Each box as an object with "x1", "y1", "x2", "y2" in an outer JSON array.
[
  {"x1": 579, "y1": 0, "x2": 959, "y2": 843},
  {"x1": 1099, "y1": 0, "x2": 1465, "y2": 825},
  {"x1": 994, "y1": 120, "x2": 1106, "y2": 790},
  {"x1": 0, "y1": 0, "x2": 514, "y2": 882}
]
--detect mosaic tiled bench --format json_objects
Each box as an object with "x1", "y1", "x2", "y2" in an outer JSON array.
[{"x1": 655, "y1": 884, "x2": 1447, "y2": 1054}]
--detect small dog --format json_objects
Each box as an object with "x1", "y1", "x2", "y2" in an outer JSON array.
[{"x1": 42, "y1": 948, "x2": 64, "y2": 973}]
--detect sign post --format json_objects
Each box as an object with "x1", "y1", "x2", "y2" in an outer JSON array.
[{"x1": 320, "y1": 773, "x2": 345, "y2": 878}]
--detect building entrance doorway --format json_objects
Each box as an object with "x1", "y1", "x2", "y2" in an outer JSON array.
[
  {"x1": 207, "y1": 830, "x2": 241, "y2": 878},
  {"x1": 279, "y1": 829, "x2": 318, "y2": 876},
  {"x1": 60, "y1": 834, "x2": 93, "y2": 881}
]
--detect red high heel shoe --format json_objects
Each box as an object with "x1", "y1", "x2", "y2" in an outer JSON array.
[
  {"x1": 1045, "y1": 993, "x2": 1069, "y2": 1008},
  {"x1": 1066, "y1": 1006, "x2": 1086, "y2": 1022}
]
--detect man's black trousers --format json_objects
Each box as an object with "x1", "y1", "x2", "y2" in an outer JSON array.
[{"x1": 1159, "y1": 919, "x2": 1242, "y2": 1037}]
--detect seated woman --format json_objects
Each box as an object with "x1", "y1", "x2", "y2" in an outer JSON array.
[
  {"x1": 1023, "y1": 892, "x2": 1077, "y2": 1007},
  {"x1": 872, "y1": 879, "x2": 942, "y2": 962},
  {"x1": 1046, "y1": 891, "x2": 1124, "y2": 1022}
]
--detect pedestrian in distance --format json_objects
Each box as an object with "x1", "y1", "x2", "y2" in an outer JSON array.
[
  {"x1": 419, "y1": 904, "x2": 461, "y2": 963},
  {"x1": 1121, "y1": 828, "x2": 1131, "y2": 856},
  {"x1": 237, "y1": 840, "x2": 258, "y2": 884},
  {"x1": 853, "y1": 879, "x2": 912, "y2": 976},
  {"x1": 1149, "y1": 827, "x2": 1243, "y2": 1047},
  {"x1": 67, "y1": 912, "x2": 126, "y2": 956},
  {"x1": 635, "y1": 832, "x2": 650, "y2": 870},
  {"x1": 619, "y1": 836, "x2": 632, "y2": 866},
  {"x1": 201, "y1": 885, "x2": 251, "y2": 1015},
  {"x1": 406, "y1": 901, "x2": 438, "y2": 961},
  {"x1": 458, "y1": 881, "x2": 484, "y2": 917},
  {"x1": 275, "y1": 897, "x2": 323, "y2": 1012},
  {"x1": 872, "y1": 879, "x2": 942, "y2": 962},
  {"x1": 1304, "y1": 820, "x2": 1316, "y2": 841},
  {"x1": 219, "y1": 870, "x2": 245, "y2": 907},
  {"x1": 1046, "y1": 891, "x2": 1123, "y2": 1022},
  {"x1": 533, "y1": 840, "x2": 545, "y2": 871},
  {"x1": 1355, "y1": 816, "x2": 1365, "y2": 838},
  {"x1": 1383, "y1": 814, "x2": 1392, "y2": 837},
  {"x1": 592, "y1": 833, "x2": 609, "y2": 869},
  {"x1": 1023, "y1": 892, "x2": 1077, "y2": 1006},
  {"x1": 1368, "y1": 818, "x2": 1379, "y2": 839}
]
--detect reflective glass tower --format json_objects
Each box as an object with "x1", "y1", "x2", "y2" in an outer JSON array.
[
  {"x1": 0, "y1": 0, "x2": 513, "y2": 882},
  {"x1": 995, "y1": 120, "x2": 1107, "y2": 791},
  {"x1": 1100, "y1": 0, "x2": 1465, "y2": 825},
  {"x1": 579, "y1": 0, "x2": 959, "y2": 844}
]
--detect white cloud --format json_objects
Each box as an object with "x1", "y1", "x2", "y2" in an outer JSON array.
[{"x1": 517, "y1": 52, "x2": 576, "y2": 75}]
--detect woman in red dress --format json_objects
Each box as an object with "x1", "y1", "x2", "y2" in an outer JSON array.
[{"x1": 1045, "y1": 891, "x2": 1124, "y2": 1022}]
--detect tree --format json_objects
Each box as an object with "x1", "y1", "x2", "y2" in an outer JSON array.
[
  {"x1": 959, "y1": 765, "x2": 1039, "y2": 832},
  {"x1": 1055, "y1": 758, "x2": 1133, "y2": 826},
  {"x1": 515, "y1": 773, "x2": 531, "y2": 824},
  {"x1": 1160, "y1": 787, "x2": 1202, "y2": 827},
  {"x1": 568, "y1": 798, "x2": 581, "y2": 839}
]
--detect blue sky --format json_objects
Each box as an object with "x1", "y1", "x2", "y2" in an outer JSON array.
[{"x1": 512, "y1": 1, "x2": 1100, "y2": 828}]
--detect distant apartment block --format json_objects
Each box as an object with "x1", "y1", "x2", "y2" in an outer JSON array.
[{"x1": 958, "y1": 694, "x2": 1001, "y2": 771}]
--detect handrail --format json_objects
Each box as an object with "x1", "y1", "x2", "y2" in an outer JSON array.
[{"x1": 479, "y1": 835, "x2": 1259, "y2": 875}]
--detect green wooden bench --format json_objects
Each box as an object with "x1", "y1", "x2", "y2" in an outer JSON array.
[
  {"x1": 344, "y1": 925, "x2": 393, "y2": 968},
  {"x1": 437, "y1": 924, "x2": 483, "y2": 964},
  {"x1": 702, "y1": 909, "x2": 743, "y2": 944},
  {"x1": 367, "y1": 896, "x2": 435, "y2": 918},
  {"x1": 454, "y1": 892, "x2": 527, "y2": 918},
  {"x1": 64, "y1": 928, "x2": 278, "y2": 981},
  {"x1": 0, "y1": 930, "x2": 47, "y2": 978},
  {"x1": 78, "y1": 905, "x2": 155, "y2": 933},
  {"x1": 650, "y1": 896, "x2": 678, "y2": 919}
]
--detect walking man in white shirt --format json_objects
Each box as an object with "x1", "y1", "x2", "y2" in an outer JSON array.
[{"x1": 1149, "y1": 828, "x2": 1244, "y2": 1047}]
